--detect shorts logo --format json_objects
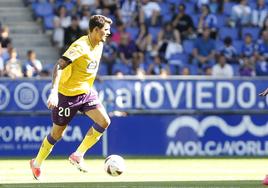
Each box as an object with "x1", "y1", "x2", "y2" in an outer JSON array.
[{"x1": 88, "y1": 100, "x2": 98, "y2": 106}]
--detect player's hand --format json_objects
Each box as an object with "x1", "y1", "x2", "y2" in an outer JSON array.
[
  {"x1": 47, "y1": 89, "x2": 58, "y2": 109},
  {"x1": 259, "y1": 88, "x2": 268, "y2": 96}
]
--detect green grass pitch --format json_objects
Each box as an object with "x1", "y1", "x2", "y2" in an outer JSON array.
[{"x1": 0, "y1": 158, "x2": 267, "y2": 188}]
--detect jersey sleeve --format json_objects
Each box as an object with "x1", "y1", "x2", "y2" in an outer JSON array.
[{"x1": 62, "y1": 43, "x2": 85, "y2": 62}]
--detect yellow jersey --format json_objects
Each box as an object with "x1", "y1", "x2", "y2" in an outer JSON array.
[{"x1": 58, "y1": 35, "x2": 103, "y2": 96}]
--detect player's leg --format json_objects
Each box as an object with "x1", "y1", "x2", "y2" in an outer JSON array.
[
  {"x1": 30, "y1": 123, "x2": 67, "y2": 179},
  {"x1": 30, "y1": 93, "x2": 79, "y2": 179},
  {"x1": 76, "y1": 105, "x2": 110, "y2": 155},
  {"x1": 263, "y1": 175, "x2": 268, "y2": 185},
  {"x1": 34, "y1": 123, "x2": 67, "y2": 167},
  {"x1": 69, "y1": 105, "x2": 110, "y2": 172}
]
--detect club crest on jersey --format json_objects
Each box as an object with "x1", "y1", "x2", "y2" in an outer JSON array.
[{"x1": 86, "y1": 60, "x2": 98, "y2": 73}]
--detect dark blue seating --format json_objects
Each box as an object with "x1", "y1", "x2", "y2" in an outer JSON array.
[
  {"x1": 241, "y1": 27, "x2": 260, "y2": 42},
  {"x1": 182, "y1": 40, "x2": 194, "y2": 54},
  {"x1": 219, "y1": 27, "x2": 239, "y2": 41}
]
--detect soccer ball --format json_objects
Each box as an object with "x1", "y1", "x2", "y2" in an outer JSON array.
[{"x1": 104, "y1": 155, "x2": 125, "y2": 176}]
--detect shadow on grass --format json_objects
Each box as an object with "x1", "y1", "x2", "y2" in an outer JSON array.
[{"x1": 0, "y1": 180, "x2": 264, "y2": 188}]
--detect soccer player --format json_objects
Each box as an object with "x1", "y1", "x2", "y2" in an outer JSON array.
[{"x1": 30, "y1": 15, "x2": 112, "y2": 180}]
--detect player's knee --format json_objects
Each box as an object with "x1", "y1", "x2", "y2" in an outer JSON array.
[
  {"x1": 104, "y1": 116, "x2": 111, "y2": 128},
  {"x1": 50, "y1": 128, "x2": 65, "y2": 141},
  {"x1": 98, "y1": 116, "x2": 111, "y2": 129},
  {"x1": 50, "y1": 132, "x2": 62, "y2": 141}
]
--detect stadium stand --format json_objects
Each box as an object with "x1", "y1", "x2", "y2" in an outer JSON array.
[
  {"x1": 0, "y1": 0, "x2": 267, "y2": 77},
  {"x1": 0, "y1": 0, "x2": 59, "y2": 78}
]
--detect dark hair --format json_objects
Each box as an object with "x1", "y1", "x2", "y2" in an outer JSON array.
[
  {"x1": 89, "y1": 15, "x2": 113, "y2": 32},
  {"x1": 178, "y1": 3, "x2": 185, "y2": 11},
  {"x1": 224, "y1": 36, "x2": 232, "y2": 45},
  {"x1": 27, "y1": 50, "x2": 34, "y2": 56}
]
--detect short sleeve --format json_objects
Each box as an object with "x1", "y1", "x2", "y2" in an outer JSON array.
[{"x1": 62, "y1": 43, "x2": 84, "y2": 62}]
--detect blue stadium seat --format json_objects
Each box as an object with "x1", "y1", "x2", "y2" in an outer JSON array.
[
  {"x1": 126, "y1": 27, "x2": 139, "y2": 40},
  {"x1": 215, "y1": 40, "x2": 224, "y2": 51},
  {"x1": 233, "y1": 40, "x2": 243, "y2": 55},
  {"x1": 216, "y1": 14, "x2": 226, "y2": 28},
  {"x1": 191, "y1": 14, "x2": 199, "y2": 28},
  {"x1": 43, "y1": 15, "x2": 54, "y2": 30},
  {"x1": 182, "y1": 40, "x2": 194, "y2": 54},
  {"x1": 219, "y1": 27, "x2": 239, "y2": 41},
  {"x1": 160, "y1": 2, "x2": 170, "y2": 16},
  {"x1": 162, "y1": 14, "x2": 172, "y2": 23},
  {"x1": 166, "y1": 0, "x2": 181, "y2": 6},
  {"x1": 223, "y1": 2, "x2": 236, "y2": 16},
  {"x1": 188, "y1": 63, "x2": 199, "y2": 75},
  {"x1": 168, "y1": 53, "x2": 189, "y2": 66},
  {"x1": 231, "y1": 64, "x2": 240, "y2": 76},
  {"x1": 241, "y1": 27, "x2": 260, "y2": 42},
  {"x1": 34, "y1": 2, "x2": 54, "y2": 18},
  {"x1": 185, "y1": 2, "x2": 195, "y2": 14},
  {"x1": 148, "y1": 26, "x2": 161, "y2": 42},
  {"x1": 98, "y1": 62, "x2": 108, "y2": 75}
]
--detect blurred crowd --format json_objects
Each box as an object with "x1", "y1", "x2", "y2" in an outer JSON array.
[
  {"x1": 1, "y1": 0, "x2": 268, "y2": 78},
  {"x1": 0, "y1": 25, "x2": 48, "y2": 78}
]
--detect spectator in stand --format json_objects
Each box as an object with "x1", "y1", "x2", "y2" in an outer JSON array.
[
  {"x1": 181, "y1": 67, "x2": 190, "y2": 75},
  {"x1": 5, "y1": 48, "x2": 23, "y2": 79},
  {"x1": 241, "y1": 33, "x2": 255, "y2": 61},
  {"x1": 135, "y1": 23, "x2": 153, "y2": 53},
  {"x1": 64, "y1": 15, "x2": 83, "y2": 50},
  {"x1": 229, "y1": 0, "x2": 251, "y2": 27},
  {"x1": 157, "y1": 22, "x2": 182, "y2": 60},
  {"x1": 101, "y1": 0, "x2": 119, "y2": 15},
  {"x1": 197, "y1": 4, "x2": 218, "y2": 38},
  {"x1": 62, "y1": 0, "x2": 75, "y2": 13},
  {"x1": 118, "y1": 33, "x2": 138, "y2": 66},
  {"x1": 205, "y1": 66, "x2": 212, "y2": 75},
  {"x1": 209, "y1": 0, "x2": 222, "y2": 14},
  {"x1": 255, "y1": 30, "x2": 268, "y2": 76},
  {"x1": 79, "y1": 6, "x2": 91, "y2": 32},
  {"x1": 239, "y1": 57, "x2": 255, "y2": 76},
  {"x1": 111, "y1": 21, "x2": 131, "y2": 45},
  {"x1": 172, "y1": 3, "x2": 195, "y2": 40},
  {"x1": 147, "y1": 55, "x2": 170, "y2": 76},
  {"x1": 52, "y1": 17, "x2": 65, "y2": 50},
  {"x1": 77, "y1": 0, "x2": 99, "y2": 12},
  {"x1": 54, "y1": 5, "x2": 71, "y2": 29},
  {"x1": 102, "y1": 34, "x2": 118, "y2": 75},
  {"x1": 195, "y1": 0, "x2": 209, "y2": 12},
  {"x1": 219, "y1": 36, "x2": 238, "y2": 64},
  {"x1": 211, "y1": 54, "x2": 234, "y2": 77},
  {"x1": 0, "y1": 26, "x2": 12, "y2": 49},
  {"x1": 192, "y1": 28, "x2": 216, "y2": 74},
  {"x1": 260, "y1": 16, "x2": 268, "y2": 35},
  {"x1": 119, "y1": 0, "x2": 138, "y2": 27},
  {"x1": 251, "y1": 0, "x2": 267, "y2": 28},
  {"x1": 138, "y1": 0, "x2": 161, "y2": 26},
  {"x1": 131, "y1": 52, "x2": 146, "y2": 76},
  {"x1": 23, "y1": 50, "x2": 43, "y2": 77}
]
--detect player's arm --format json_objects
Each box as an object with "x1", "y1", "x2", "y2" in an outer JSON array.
[
  {"x1": 47, "y1": 57, "x2": 71, "y2": 109},
  {"x1": 259, "y1": 88, "x2": 268, "y2": 96}
]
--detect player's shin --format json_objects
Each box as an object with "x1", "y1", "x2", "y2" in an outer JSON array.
[
  {"x1": 75, "y1": 123, "x2": 106, "y2": 156},
  {"x1": 34, "y1": 134, "x2": 59, "y2": 167}
]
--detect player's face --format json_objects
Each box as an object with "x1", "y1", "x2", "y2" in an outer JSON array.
[{"x1": 98, "y1": 23, "x2": 111, "y2": 42}]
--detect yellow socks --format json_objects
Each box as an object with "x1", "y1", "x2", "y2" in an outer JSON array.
[
  {"x1": 34, "y1": 134, "x2": 57, "y2": 167},
  {"x1": 76, "y1": 124, "x2": 105, "y2": 156}
]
